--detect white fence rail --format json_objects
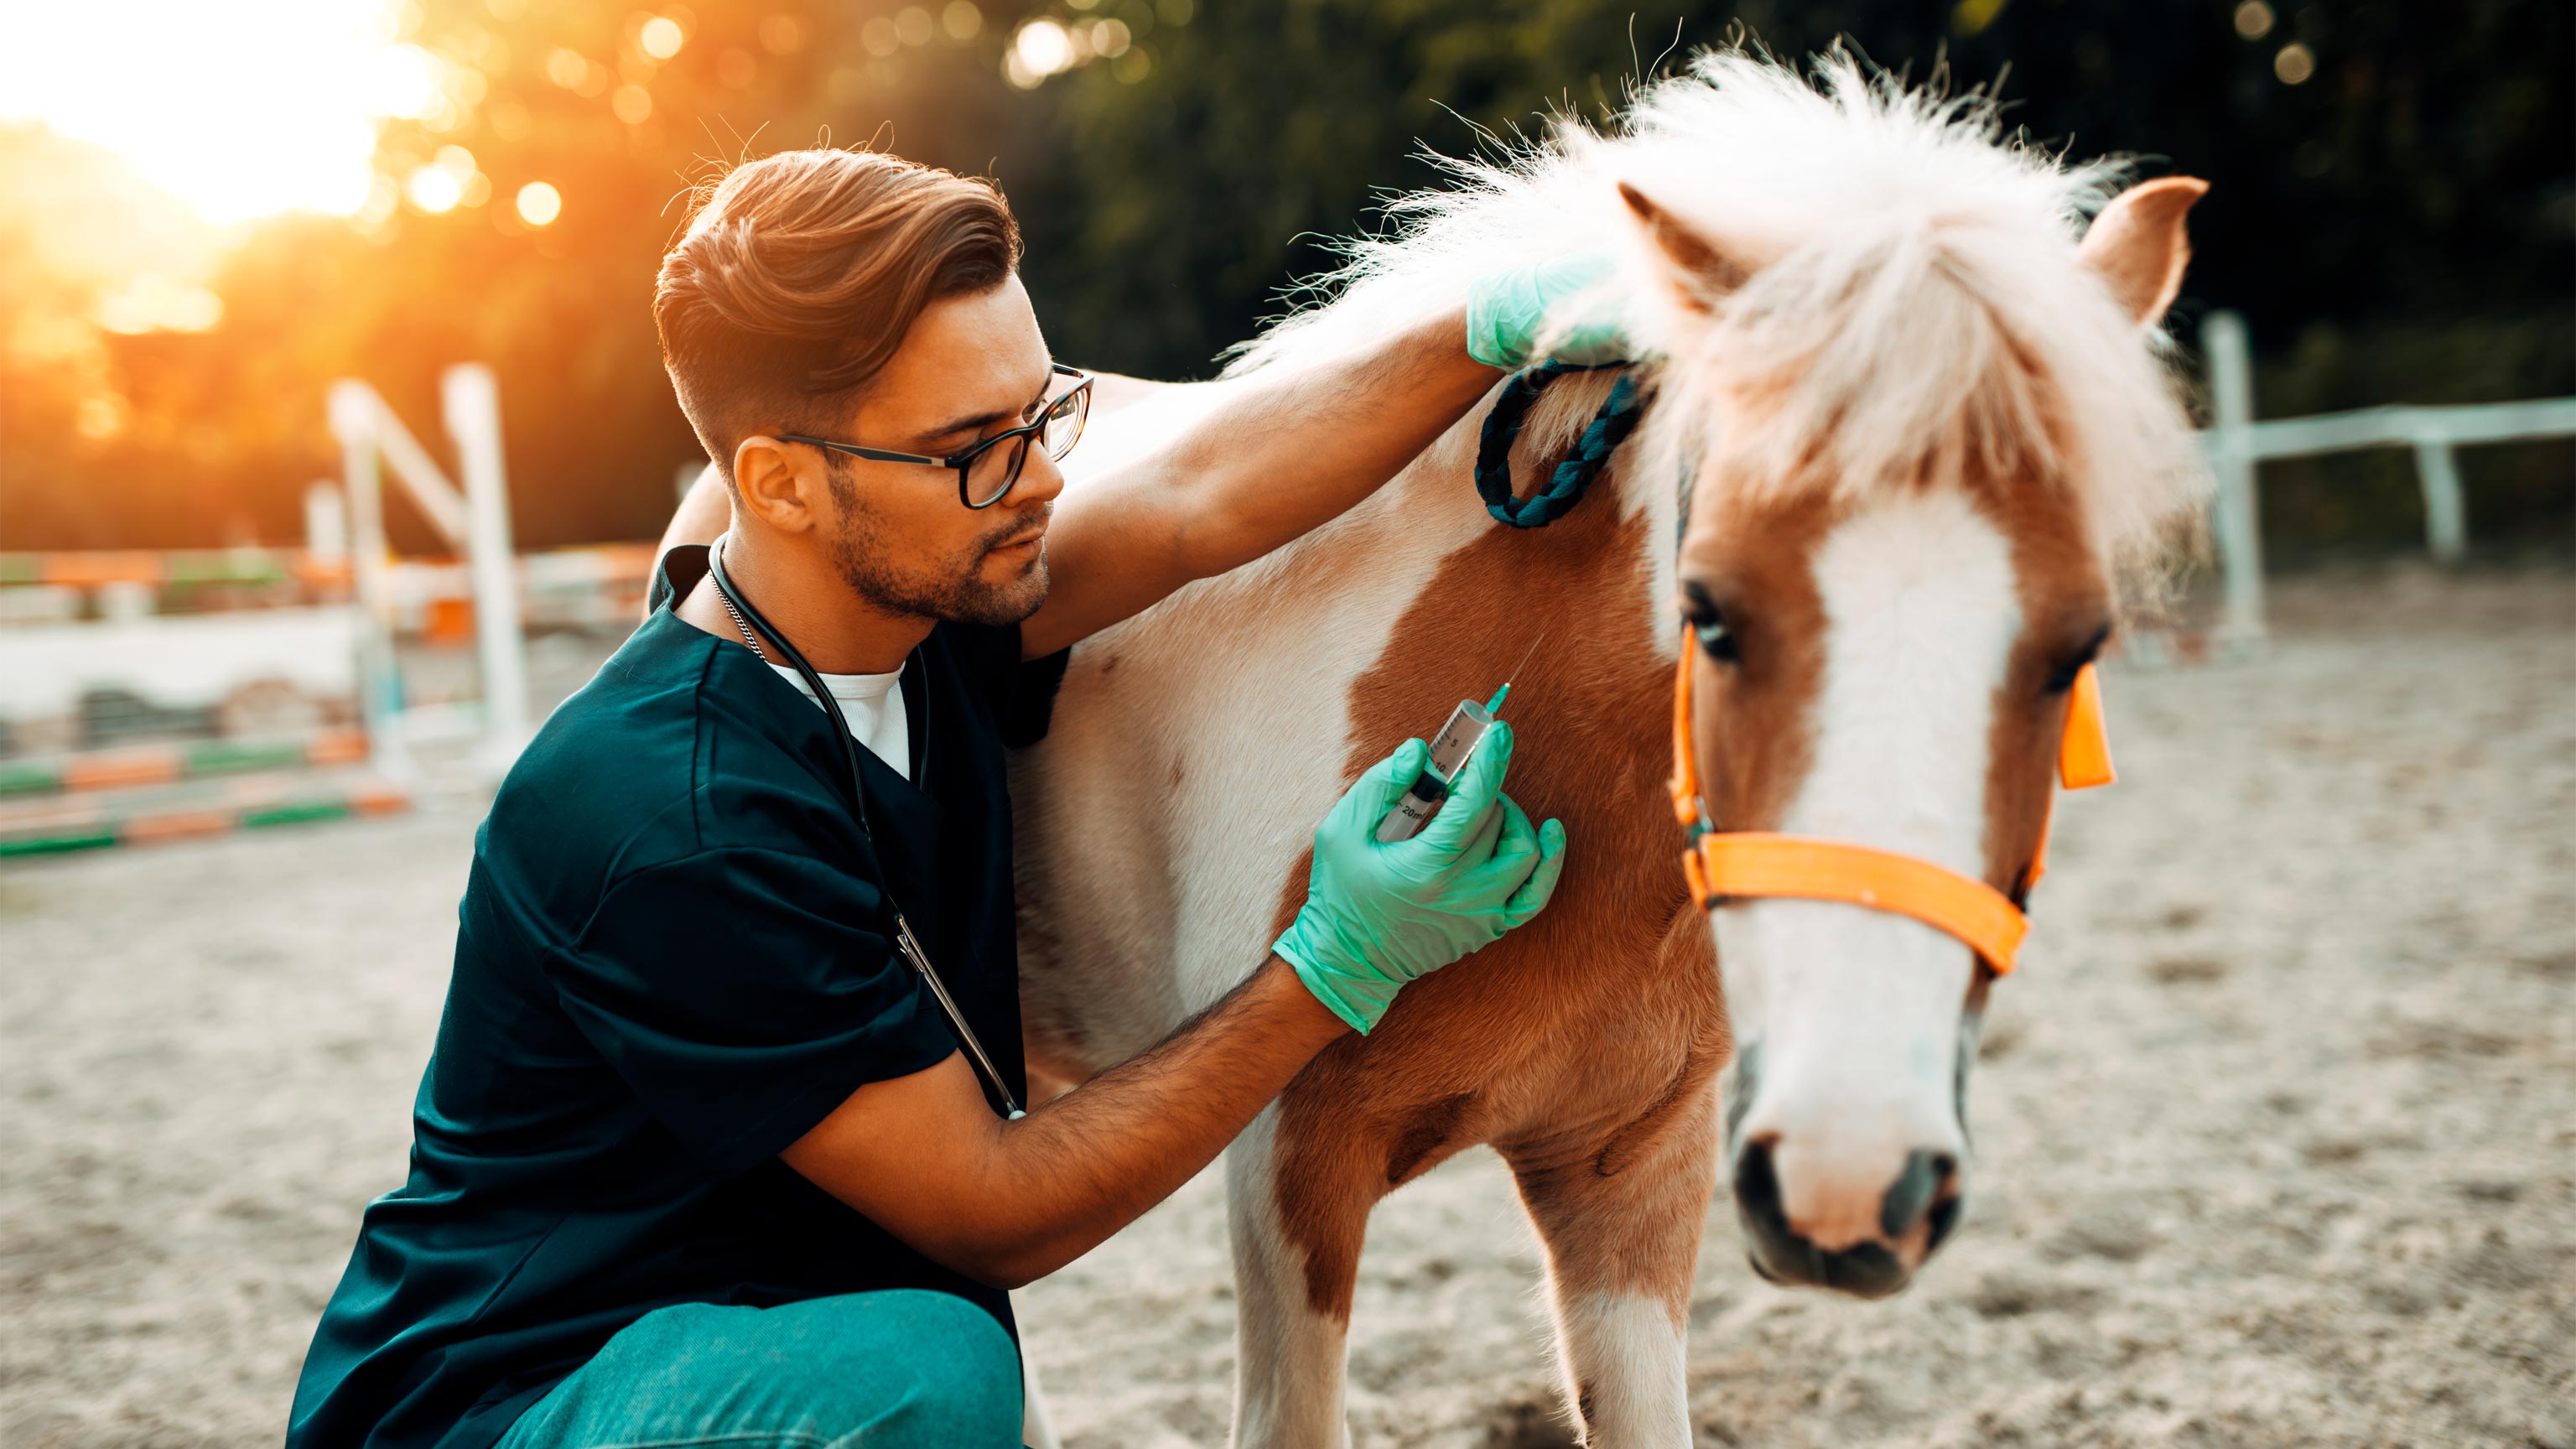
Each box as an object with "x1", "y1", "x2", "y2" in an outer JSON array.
[{"x1": 2199, "y1": 309, "x2": 2576, "y2": 642}]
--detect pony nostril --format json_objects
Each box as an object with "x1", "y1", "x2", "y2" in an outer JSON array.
[
  {"x1": 1924, "y1": 1151, "x2": 1966, "y2": 1254},
  {"x1": 1732, "y1": 1135, "x2": 1788, "y2": 1235},
  {"x1": 1926, "y1": 1192, "x2": 1964, "y2": 1254},
  {"x1": 1878, "y1": 1147, "x2": 1958, "y2": 1240}
]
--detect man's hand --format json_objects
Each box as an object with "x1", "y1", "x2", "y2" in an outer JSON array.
[
  {"x1": 1465, "y1": 253, "x2": 1633, "y2": 370},
  {"x1": 1274, "y1": 726, "x2": 1567, "y2": 1033}
]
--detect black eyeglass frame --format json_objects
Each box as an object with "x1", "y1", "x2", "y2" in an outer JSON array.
[{"x1": 779, "y1": 363, "x2": 1092, "y2": 510}]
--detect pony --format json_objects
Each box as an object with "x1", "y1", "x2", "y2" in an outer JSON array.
[{"x1": 1015, "y1": 49, "x2": 2209, "y2": 1446}]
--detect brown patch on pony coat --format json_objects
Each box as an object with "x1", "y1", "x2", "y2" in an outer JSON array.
[
  {"x1": 1590, "y1": 908, "x2": 1727, "y2": 1181},
  {"x1": 1387, "y1": 1091, "x2": 1478, "y2": 1186},
  {"x1": 1262, "y1": 447, "x2": 1725, "y2": 1326},
  {"x1": 1504, "y1": 1052, "x2": 1722, "y2": 1326},
  {"x1": 1505, "y1": 901, "x2": 1726, "y2": 1323}
]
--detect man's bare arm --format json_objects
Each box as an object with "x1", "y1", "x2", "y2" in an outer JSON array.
[
  {"x1": 1017, "y1": 304, "x2": 1495, "y2": 658},
  {"x1": 651, "y1": 307, "x2": 1493, "y2": 653},
  {"x1": 780, "y1": 954, "x2": 1345, "y2": 1289}
]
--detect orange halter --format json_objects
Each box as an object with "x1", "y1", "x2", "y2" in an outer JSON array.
[{"x1": 1667, "y1": 640, "x2": 2116, "y2": 976}]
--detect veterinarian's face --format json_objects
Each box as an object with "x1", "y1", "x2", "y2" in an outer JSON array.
[{"x1": 813, "y1": 274, "x2": 1067, "y2": 628}]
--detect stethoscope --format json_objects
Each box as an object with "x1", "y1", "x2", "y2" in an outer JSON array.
[{"x1": 706, "y1": 534, "x2": 1027, "y2": 1119}]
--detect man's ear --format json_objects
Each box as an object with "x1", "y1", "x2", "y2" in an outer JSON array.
[
  {"x1": 2078, "y1": 177, "x2": 2207, "y2": 327},
  {"x1": 730, "y1": 436, "x2": 823, "y2": 534},
  {"x1": 1618, "y1": 180, "x2": 1755, "y2": 315}
]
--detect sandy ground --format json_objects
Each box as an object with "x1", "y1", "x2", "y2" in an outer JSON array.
[{"x1": 3, "y1": 566, "x2": 2570, "y2": 1448}]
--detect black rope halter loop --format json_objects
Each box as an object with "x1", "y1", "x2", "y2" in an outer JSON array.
[{"x1": 1472, "y1": 359, "x2": 1649, "y2": 529}]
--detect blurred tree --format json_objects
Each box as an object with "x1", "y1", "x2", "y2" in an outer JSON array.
[{"x1": 0, "y1": 125, "x2": 231, "y2": 548}]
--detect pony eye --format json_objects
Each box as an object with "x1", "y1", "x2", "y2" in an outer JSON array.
[
  {"x1": 1690, "y1": 609, "x2": 1740, "y2": 664},
  {"x1": 1680, "y1": 585, "x2": 1741, "y2": 664}
]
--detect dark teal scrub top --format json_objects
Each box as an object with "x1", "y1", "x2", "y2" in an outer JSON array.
[{"x1": 288, "y1": 546, "x2": 1067, "y2": 1449}]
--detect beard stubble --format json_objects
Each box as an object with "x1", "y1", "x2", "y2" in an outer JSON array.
[{"x1": 823, "y1": 468, "x2": 1050, "y2": 628}]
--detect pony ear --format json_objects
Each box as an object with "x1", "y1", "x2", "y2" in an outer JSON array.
[
  {"x1": 2078, "y1": 177, "x2": 2207, "y2": 326},
  {"x1": 1618, "y1": 180, "x2": 1752, "y2": 314}
]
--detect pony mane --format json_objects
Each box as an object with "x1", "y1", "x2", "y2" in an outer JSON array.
[{"x1": 1228, "y1": 47, "x2": 2207, "y2": 582}]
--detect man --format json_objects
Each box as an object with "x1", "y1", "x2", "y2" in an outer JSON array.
[{"x1": 290, "y1": 148, "x2": 1601, "y2": 1448}]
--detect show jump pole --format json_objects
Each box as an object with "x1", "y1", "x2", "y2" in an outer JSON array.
[{"x1": 325, "y1": 364, "x2": 534, "y2": 782}]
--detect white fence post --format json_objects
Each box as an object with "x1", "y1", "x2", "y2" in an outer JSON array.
[
  {"x1": 2202, "y1": 310, "x2": 2266, "y2": 645},
  {"x1": 443, "y1": 364, "x2": 533, "y2": 766},
  {"x1": 327, "y1": 369, "x2": 536, "y2": 782},
  {"x1": 326, "y1": 382, "x2": 410, "y2": 782},
  {"x1": 304, "y1": 480, "x2": 348, "y2": 566},
  {"x1": 2412, "y1": 423, "x2": 2468, "y2": 564}
]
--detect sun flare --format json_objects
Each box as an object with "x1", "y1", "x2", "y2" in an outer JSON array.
[{"x1": 0, "y1": 0, "x2": 438, "y2": 225}]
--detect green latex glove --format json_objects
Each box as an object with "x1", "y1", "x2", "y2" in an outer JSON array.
[
  {"x1": 1465, "y1": 252, "x2": 1631, "y2": 370},
  {"x1": 1273, "y1": 724, "x2": 1570, "y2": 1034}
]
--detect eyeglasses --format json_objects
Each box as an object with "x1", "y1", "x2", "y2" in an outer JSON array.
[{"x1": 780, "y1": 364, "x2": 1093, "y2": 510}]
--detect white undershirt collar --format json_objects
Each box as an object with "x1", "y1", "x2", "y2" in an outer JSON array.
[{"x1": 771, "y1": 661, "x2": 911, "y2": 783}]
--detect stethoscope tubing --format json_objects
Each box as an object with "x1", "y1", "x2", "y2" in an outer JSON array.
[{"x1": 706, "y1": 535, "x2": 1027, "y2": 1119}]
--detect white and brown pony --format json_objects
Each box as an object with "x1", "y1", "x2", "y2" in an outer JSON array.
[{"x1": 1016, "y1": 51, "x2": 2208, "y2": 1446}]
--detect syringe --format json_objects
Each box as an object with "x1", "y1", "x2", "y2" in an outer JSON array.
[{"x1": 1374, "y1": 636, "x2": 1541, "y2": 844}]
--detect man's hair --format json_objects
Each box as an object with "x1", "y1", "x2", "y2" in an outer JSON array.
[{"x1": 655, "y1": 149, "x2": 1022, "y2": 481}]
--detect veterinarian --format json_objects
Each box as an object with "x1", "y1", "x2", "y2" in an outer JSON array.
[{"x1": 289, "y1": 148, "x2": 1618, "y2": 1448}]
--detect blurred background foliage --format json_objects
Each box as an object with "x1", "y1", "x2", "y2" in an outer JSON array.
[{"x1": 1, "y1": 0, "x2": 2567, "y2": 558}]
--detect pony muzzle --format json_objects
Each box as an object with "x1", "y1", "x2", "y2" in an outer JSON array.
[
  {"x1": 1732, "y1": 1130, "x2": 1964, "y2": 1298},
  {"x1": 1727, "y1": 1053, "x2": 1971, "y2": 1296},
  {"x1": 1717, "y1": 930, "x2": 1976, "y2": 1300}
]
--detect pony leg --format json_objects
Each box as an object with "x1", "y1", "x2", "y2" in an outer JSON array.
[
  {"x1": 1504, "y1": 1086, "x2": 1721, "y2": 1447},
  {"x1": 1226, "y1": 1105, "x2": 1367, "y2": 1449}
]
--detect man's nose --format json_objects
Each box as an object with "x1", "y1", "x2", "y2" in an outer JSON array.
[{"x1": 1009, "y1": 445, "x2": 1067, "y2": 508}]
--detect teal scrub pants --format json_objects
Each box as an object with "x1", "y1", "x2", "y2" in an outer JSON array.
[{"x1": 495, "y1": 1291, "x2": 1023, "y2": 1449}]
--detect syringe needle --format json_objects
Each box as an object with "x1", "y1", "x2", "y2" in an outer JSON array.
[
  {"x1": 1486, "y1": 632, "x2": 1547, "y2": 715},
  {"x1": 1389, "y1": 636, "x2": 1548, "y2": 841}
]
